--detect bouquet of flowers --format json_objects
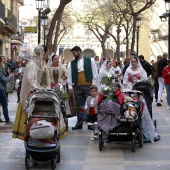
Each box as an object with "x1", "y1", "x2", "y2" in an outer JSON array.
[
  {"x1": 53, "y1": 84, "x2": 70, "y2": 101},
  {"x1": 100, "y1": 74, "x2": 118, "y2": 102},
  {"x1": 76, "y1": 106, "x2": 85, "y2": 112}
]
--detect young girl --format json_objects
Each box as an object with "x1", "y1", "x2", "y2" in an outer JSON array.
[{"x1": 85, "y1": 85, "x2": 99, "y2": 141}]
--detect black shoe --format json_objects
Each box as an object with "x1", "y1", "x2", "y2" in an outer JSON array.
[
  {"x1": 157, "y1": 103, "x2": 162, "y2": 106},
  {"x1": 154, "y1": 134, "x2": 160, "y2": 141},
  {"x1": 72, "y1": 125, "x2": 82, "y2": 130}
]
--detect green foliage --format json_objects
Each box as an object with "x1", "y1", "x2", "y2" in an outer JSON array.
[{"x1": 53, "y1": 85, "x2": 70, "y2": 100}]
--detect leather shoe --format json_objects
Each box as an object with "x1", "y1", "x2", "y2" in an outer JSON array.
[
  {"x1": 157, "y1": 103, "x2": 162, "y2": 106},
  {"x1": 72, "y1": 125, "x2": 82, "y2": 130}
]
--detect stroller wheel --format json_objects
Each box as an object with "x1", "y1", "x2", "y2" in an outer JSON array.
[
  {"x1": 57, "y1": 147, "x2": 60, "y2": 163},
  {"x1": 138, "y1": 130, "x2": 143, "y2": 148},
  {"x1": 51, "y1": 158, "x2": 57, "y2": 170},
  {"x1": 25, "y1": 153, "x2": 30, "y2": 169},
  {"x1": 98, "y1": 132, "x2": 103, "y2": 151},
  {"x1": 131, "y1": 139, "x2": 135, "y2": 152},
  {"x1": 154, "y1": 120, "x2": 157, "y2": 130},
  {"x1": 64, "y1": 118, "x2": 68, "y2": 131}
]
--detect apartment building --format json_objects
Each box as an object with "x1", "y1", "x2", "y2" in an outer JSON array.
[{"x1": 0, "y1": 0, "x2": 24, "y2": 60}]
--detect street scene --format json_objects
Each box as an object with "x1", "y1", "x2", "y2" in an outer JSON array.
[
  {"x1": 0, "y1": 90, "x2": 169, "y2": 170},
  {"x1": 1, "y1": 0, "x2": 170, "y2": 170}
]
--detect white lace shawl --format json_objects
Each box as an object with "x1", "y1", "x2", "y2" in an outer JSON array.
[
  {"x1": 97, "y1": 68, "x2": 115, "y2": 92},
  {"x1": 20, "y1": 44, "x2": 45, "y2": 110},
  {"x1": 123, "y1": 66, "x2": 147, "y2": 90}
]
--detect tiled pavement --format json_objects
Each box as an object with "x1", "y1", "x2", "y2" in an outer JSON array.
[{"x1": 0, "y1": 91, "x2": 170, "y2": 170}]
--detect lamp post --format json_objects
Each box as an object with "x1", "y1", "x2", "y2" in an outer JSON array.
[
  {"x1": 106, "y1": 36, "x2": 110, "y2": 58},
  {"x1": 161, "y1": 0, "x2": 170, "y2": 59},
  {"x1": 136, "y1": 15, "x2": 141, "y2": 57},
  {"x1": 35, "y1": 0, "x2": 45, "y2": 44},
  {"x1": 41, "y1": 14, "x2": 48, "y2": 46}
]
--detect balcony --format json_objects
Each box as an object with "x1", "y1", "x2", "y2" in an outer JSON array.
[
  {"x1": 11, "y1": 26, "x2": 24, "y2": 45},
  {"x1": 0, "y1": 1, "x2": 5, "y2": 24}
]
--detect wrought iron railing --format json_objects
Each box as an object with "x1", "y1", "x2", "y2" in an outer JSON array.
[{"x1": 0, "y1": 1, "x2": 5, "y2": 22}]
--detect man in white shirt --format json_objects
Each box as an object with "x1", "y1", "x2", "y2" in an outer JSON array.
[{"x1": 67, "y1": 46, "x2": 98, "y2": 130}]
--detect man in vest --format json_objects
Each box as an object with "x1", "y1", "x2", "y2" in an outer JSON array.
[{"x1": 67, "y1": 46, "x2": 98, "y2": 130}]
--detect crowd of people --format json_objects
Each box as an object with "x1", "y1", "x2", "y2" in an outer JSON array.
[{"x1": 0, "y1": 44, "x2": 169, "y2": 143}]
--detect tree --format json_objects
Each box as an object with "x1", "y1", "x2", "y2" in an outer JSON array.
[{"x1": 46, "y1": 0, "x2": 72, "y2": 52}]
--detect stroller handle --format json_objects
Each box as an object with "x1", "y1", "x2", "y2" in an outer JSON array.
[{"x1": 123, "y1": 90, "x2": 144, "y2": 98}]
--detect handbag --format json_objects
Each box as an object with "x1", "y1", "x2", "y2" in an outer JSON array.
[{"x1": 29, "y1": 120, "x2": 56, "y2": 139}]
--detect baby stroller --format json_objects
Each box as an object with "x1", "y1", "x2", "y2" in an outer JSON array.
[
  {"x1": 98, "y1": 91, "x2": 144, "y2": 152},
  {"x1": 133, "y1": 81, "x2": 157, "y2": 128},
  {"x1": 24, "y1": 90, "x2": 63, "y2": 170}
]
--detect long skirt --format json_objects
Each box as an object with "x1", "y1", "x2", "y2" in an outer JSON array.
[{"x1": 12, "y1": 103, "x2": 68, "y2": 140}]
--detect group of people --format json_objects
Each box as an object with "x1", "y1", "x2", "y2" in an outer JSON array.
[{"x1": 0, "y1": 44, "x2": 167, "y2": 144}]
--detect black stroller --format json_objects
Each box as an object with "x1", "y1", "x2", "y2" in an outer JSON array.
[
  {"x1": 133, "y1": 81, "x2": 157, "y2": 128},
  {"x1": 24, "y1": 90, "x2": 63, "y2": 170},
  {"x1": 98, "y1": 91, "x2": 144, "y2": 152}
]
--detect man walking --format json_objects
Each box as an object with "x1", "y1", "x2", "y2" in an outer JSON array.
[
  {"x1": 138, "y1": 55, "x2": 152, "y2": 77},
  {"x1": 67, "y1": 46, "x2": 98, "y2": 130},
  {"x1": 157, "y1": 52, "x2": 168, "y2": 106},
  {"x1": 152, "y1": 55, "x2": 162, "y2": 102}
]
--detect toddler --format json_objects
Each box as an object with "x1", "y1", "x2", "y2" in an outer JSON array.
[{"x1": 85, "y1": 85, "x2": 99, "y2": 141}]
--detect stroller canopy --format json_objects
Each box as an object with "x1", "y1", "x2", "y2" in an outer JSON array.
[{"x1": 27, "y1": 91, "x2": 61, "y2": 118}]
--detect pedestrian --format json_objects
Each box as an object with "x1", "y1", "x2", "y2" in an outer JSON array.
[
  {"x1": 67, "y1": 46, "x2": 98, "y2": 130},
  {"x1": 122, "y1": 53, "x2": 136, "y2": 76},
  {"x1": 138, "y1": 55, "x2": 153, "y2": 77},
  {"x1": 157, "y1": 52, "x2": 168, "y2": 106},
  {"x1": 12, "y1": 45, "x2": 51, "y2": 140},
  {"x1": 85, "y1": 85, "x2": 99, "y2": 141},
  {"x1": 162, "y1": 59, "x2": 170, "y2": 110},
  {"x1": 0, "y1": 55, "x2": 14, "y2": 125},
  {"x1": 94, "y1": 56, "x2": 100, "y2": 72},
  {"x1": 152, "y1": 55, "x2": 162, "y2": 102},
  {"x1": 15, "y1": 61, "x2": 24, "y2": 103}
]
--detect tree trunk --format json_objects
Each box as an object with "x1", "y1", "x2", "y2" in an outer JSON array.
[
  {"x1": 46, "y1": 0, "x2": 71, "y2": 52},
  {"x1": 131, "y1": 15, "x2": 136, "y2": 55},
  {"x1": 52, "y1": 10, "x2": 63, "y2": 52}
]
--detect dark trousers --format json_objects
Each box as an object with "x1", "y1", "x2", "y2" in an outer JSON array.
[
  {"x1": 154, "y1": 78, "x2": 159, "y2": 101},
  {"x1": 17, "y1": 85, "x2": 21, "y2": 102},
  {"x1": 73, "y1": 85, "x2": 90, "y2": 126},
  {"x1": 0, "y1": 89, "x2": 10, "y2": 122}
]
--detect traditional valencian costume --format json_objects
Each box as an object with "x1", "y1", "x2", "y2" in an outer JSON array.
[
  {"x1": 13, "y1": 45, "x2": 67, "y2": 140},
  {"x1": 123, "y1": 61, "x2": 159, "y2": 142}
]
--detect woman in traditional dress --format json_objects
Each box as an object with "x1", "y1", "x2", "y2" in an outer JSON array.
[
  {"x1": 47, "y1": 54, "x2": 73, "y2": 118},
  {"x1": 97, "y1": 60, "x2": 115, "y2": 92},
  {"x1": 48, "y1": 54, "x2": 67, "y2": 88},
  {"x1": 123, "y1": 57, "x2": 147, "y2": 89},
  {"x1": 13, "y1": 45, "x2": 67, "y2": 140},
  {"x1": 123, "y1": 57, "x2": 160, "y2": 143}
]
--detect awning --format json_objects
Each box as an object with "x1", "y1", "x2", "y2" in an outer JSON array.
[{"x1": 11, "y1": 40, "x2": 23, "y2": 45}]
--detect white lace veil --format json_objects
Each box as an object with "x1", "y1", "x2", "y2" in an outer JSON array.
[
  {"x1": 20, "y1": 44, "x2": 45, "y2": 110},
  {"x1": 47, "y1": 52, "x2": 56, "y2": 67},
  {"x1": 129, "y1": 57, "x2": 143, "y2": 68},
  {"x1": 99, "y1": 60, "x2": 107, "y2": 72}
]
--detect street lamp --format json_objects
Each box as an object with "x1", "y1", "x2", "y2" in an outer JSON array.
[
  {"x1": 41, "y1": 14, "x2": 48, "y2": 46},
  {"x1": 160, "y1": 0, "x2": 170, "y2": 59},
  {"x1": 41, "y1": 7, "x2": 51, "y2": 46},
  {"x1": 136, "y1": 15, "x2": 141, "y2": 57},
  {"x1": 35, "y1": 0, "x2": 45, "y2": 44}
]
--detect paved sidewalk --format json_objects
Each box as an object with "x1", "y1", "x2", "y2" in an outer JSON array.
[{"x1": 0, "y1": 91, "x2": 170, "y2": 170}]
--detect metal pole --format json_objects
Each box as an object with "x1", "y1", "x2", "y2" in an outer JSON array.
[
  {"x1": 44, "y1": 26, "x2": 46, "y2": 45},
  {"x1": 38, "y1": 10, "x2": 41, "y2": 44},
  {"x1": 168, "y1": 15, "x2": 170, "y2": 59},
  {"x1": 136, "y1": 26, "x2": 139, "y2": 57}
]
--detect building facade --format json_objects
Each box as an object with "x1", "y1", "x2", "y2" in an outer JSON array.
[{"x1": 0, "y1": 0, "x2": 24, "y2": 60}]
